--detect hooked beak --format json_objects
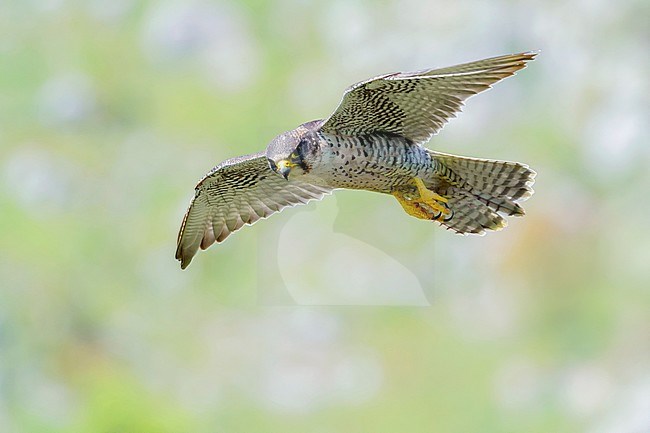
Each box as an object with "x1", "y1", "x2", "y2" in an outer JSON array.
[{"x1": 276, "y1": 159, "x2": 295, "y2": 180}]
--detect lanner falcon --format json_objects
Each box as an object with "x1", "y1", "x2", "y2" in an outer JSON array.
[{"x1": 176, "y1": 52, "x2": 537, "y2": 269}]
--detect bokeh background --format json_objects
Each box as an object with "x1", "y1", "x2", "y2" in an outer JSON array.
[{"x1": 1, "y1": 0, "x2": 649, "y2": 432}]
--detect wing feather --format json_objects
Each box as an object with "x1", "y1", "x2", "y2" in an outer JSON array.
[
  {"x1": 319, "y1": 51, "x2": 537, "y2": 144},
  {"x1": 175, "y1": 152, "x2": 332, "y2": 269}
]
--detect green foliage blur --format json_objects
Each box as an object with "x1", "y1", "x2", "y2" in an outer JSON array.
[{"x1": 0, "y1": 1, "x2": 648, "y2": 432}]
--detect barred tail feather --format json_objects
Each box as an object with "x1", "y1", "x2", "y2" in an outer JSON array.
[{"x1": 430, "y1": 151, "x2": 536, "y2": 235}]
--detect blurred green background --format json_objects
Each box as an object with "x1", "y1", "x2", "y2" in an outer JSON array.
[{"x1": 1, "y1": 0, "x2": 648, "y2": 432}]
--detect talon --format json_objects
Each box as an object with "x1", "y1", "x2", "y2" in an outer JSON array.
[
  {"x1": 413, "y1": 178, "x2": 448, "y2": 203},
  {"x1": 393, "y1": 179, "x2": 453, "y2": 221},
  {"x1": 411, "y1": 177, "x2": 451, "y2": 216}
]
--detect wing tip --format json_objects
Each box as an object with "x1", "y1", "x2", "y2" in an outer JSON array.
[
  {"x1": 501, "y1": 50, "x2": 540, "y2": 62},
  {"x1": 176, "y1": 230, "x2": 217, "y2": 270},
  {"x1": 517, "y1": 50, "x2": 540, "y2": 66},
  {"x1": 511, "y1": 50, "x2": 540, "y2": 69},
  {"x1": 523, "y1": 49, "x2": 541, "y2": 57},
  {"x1": 176, "y1": 226, "x2": 216, "y2": 270},
  {"x1": 493, "y1": 50, "x2": 540, "y2": 72},
  {"x1": 175, "y1": 244, "x2": 194, "y2": 270},
  {"x1": 175, "y1": 202, "x2": 208, "y2": 270},
  {"x1": 179, "y1": 256, "x2": 192, "y2": 270}
]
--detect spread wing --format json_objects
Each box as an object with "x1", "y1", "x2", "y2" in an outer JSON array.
[
  {"x1": 175, "y1": 152, "x2": 332, "y2": 269},
  {"x1": 319, "y1": 51, "x2": 537, "y2": 144}
]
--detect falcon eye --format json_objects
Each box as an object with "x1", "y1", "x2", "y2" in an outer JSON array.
[{"x1": 267, "y1": 158, "x2": 277, "y2": 172}]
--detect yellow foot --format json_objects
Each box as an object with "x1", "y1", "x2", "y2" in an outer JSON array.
[
  {"x1": 392, "y1": 178, "x2": 452, "y2": 222},
  {"x1": 411, "y1": 178, "x2": 450, "y2": 216},
  {"x1": 393, "y1": 192, "x2": 435, "y2": 220},
  {"x1": 412, "y1": 178, "x2": 452, "y2": 219}
]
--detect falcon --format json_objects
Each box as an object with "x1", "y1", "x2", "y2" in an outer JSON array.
[{"x1": 176, "y1": 52, "x2": 537, "y2": 269}]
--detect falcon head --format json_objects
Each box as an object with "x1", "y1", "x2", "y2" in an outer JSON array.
[{"x1": 265, "y1": 121, "x2": 321, "y2": 180}]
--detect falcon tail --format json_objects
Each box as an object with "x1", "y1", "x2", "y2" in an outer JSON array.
[{"x1": 427, "y1": 151, "x2": 536, "y2": 235}]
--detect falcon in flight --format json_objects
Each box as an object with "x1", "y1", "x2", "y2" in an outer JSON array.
[{"x1": 176, "y1": 52, "x2": 537, "y2": 269}]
